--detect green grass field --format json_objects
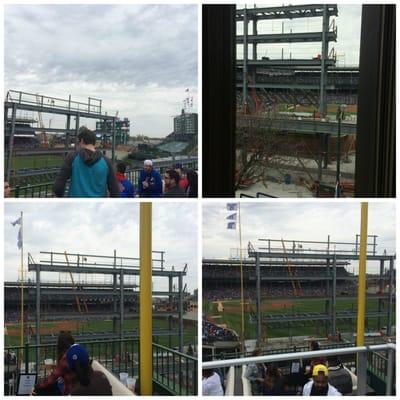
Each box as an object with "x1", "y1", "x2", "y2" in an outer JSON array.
[
  {"x1": 277, "y1": 103, "x2": 358, "y2": 117},
  {"x1": 5, "y1": 318, "x2": 197, "y2": 349},
  {"x1": 204, "y1": 298, "x2": 391, "y2": 339},
  {"x1": 10, "y1": 155, "x2": 64, "y2": 170}
]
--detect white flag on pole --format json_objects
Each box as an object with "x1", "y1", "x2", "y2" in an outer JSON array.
[{"x1": 11, "y1": 217, "x2": 22, "y2": 250}]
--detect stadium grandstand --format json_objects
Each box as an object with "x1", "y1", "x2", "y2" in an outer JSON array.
[
  {"x1": 237, "y1": 69, "x2": 359, "y2": 111},
  {"x1": 5, "y1": 119, "x2": 40, "y2": 149},
  {"x1": 202, "y1": 233, "x2": 395, "y2": 395}
]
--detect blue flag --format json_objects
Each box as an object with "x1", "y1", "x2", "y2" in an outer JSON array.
[
  {"x1": 227, "y1": 222, "x2": 236, "y2": 230},
  {"x1": 227, "y1": 203, "x2": 237, "y2": 211},
  {"x1": 227, "y1": 213, "x2": 237, "y2": 221},
  {"x1": 11, "y1": 217, "x2": 21, "y2": 226}
]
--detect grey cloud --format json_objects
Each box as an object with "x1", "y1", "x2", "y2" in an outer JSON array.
[
  {"x1": 6, "y1": 5, "x2": 197, "y2": 88},
  {"x1": 5, "y1": 4, "x2": 197, "y2": 136},
  {"x1": 5, "y1": 202, "x2": 198, "y2": 292},
  {"x1": 203, "y1": 202, "x2": 396, "y2": 263}
]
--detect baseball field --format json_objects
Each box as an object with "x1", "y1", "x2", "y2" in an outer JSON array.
[
  {"x1": 5, "y1": 318, "x2": 197, "y2": 348},
  {"x1": 277, "y1": 103, "x2": 358, "y2": 116},
  {"x1": 204, "y1": 297, "x2": 391, "y2": 339},
  {"x1": 11, "y1": 155, "x2": 64, "y2": 170}
]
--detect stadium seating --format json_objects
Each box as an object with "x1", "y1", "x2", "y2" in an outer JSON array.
[{"x1": 203, "y1": 321, "x2": 239, "y2": 342}]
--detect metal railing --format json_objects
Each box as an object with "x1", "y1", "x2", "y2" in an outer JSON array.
[
  {"x1": 37, "y1": 250, "x2": 166, "y2": 270},
  {"x1": 240, "y1": 192, "x2": 278, "y2": 198},
  {"x1": 5, "y1": 338, "x2": 139, "y2": 379},
  {"x1": 153, "y1": 343, "x2": 197, "y2": 395},
  {"x1": 10, "y1": 158, "x2": 198, "y2": 198},
  {"x1": 257, "y1": 235, "x2": 379, "y2": 256},
  {"x1": 212, "y1": 341, "x2": 355, "y2": 359},
  {"x1": 367, "y1": 349, "x2": 389, "y2": 381},
  {"x1": 202, "y1": 344, "x2": 395, "y2": 395},
  {"x1": 6, "y1": 90, "x2": 103, "y2": 115},
  {"x1": 11, "y1": 182, "x2": 55, "y2": 198},
  {"x1": 5, "y1": 338, "x2": 197, "y2": 395}
]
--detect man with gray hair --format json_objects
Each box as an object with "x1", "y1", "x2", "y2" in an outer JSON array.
[{"x1": 137, "y1": 159, "x2": 162, "y2": 197}]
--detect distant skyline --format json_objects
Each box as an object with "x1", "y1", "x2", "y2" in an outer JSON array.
[
  {"x1": 5, "y1": 202, "x2": 198, "y2": 293},
  {"x1": 237, "y1": 4, "x2": 362, "y2": 66},
  {"x1": 5, "y1": 4, "x2": 198, "y2": 137}
]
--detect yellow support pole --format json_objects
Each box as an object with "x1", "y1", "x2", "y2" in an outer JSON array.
[
  {"x1": 140, "y1": 203, "x2": 153, "y2": 395},
  {"x1": 238, "y1": 203, "x2": 245, "y2": 352},
  {"x1": 20, "y1": 211, "x2": 24, "y2": 348},
  {"x1": 356, "y1": 203, "x2": 368, "y2": 346}
]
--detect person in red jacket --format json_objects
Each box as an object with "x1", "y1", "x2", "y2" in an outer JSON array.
[
  {"x1": 174, "y1": 163, "x2": 189, "y2": 191},
  {"x1": 33, "y1": 331, "x2": 76, "y2": 395}
]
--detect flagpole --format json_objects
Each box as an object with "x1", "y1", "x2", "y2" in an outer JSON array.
[
  {"x1": 20, "y1": 211, "x2": 24, "y2": 348},
  {"x1": 238, "y1": 203, "x2": 245, "y2": 352}
]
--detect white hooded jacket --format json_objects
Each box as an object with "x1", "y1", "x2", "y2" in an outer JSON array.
[{"x1": 302, "y1": 380, "x2": 342, "y2": 396}]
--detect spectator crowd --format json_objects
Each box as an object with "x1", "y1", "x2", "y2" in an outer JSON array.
[
  {"x1": 5, "y1": 127, "x2": 198, "y2": 198},
  {"x1": 203, "y1": 282, "x2": 358, "y2": 302},
  {"x1": 203, "y1": 320, "x2": 239, "y2": 343},
  {"x1": 203, "y1": 341, "x2": 354, "y2": 396}
]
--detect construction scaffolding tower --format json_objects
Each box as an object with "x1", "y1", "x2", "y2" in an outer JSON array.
[
  {"x1": 247, "y1": 235, "x2": 395, "y2": 344},
  {"x1": 4, "y1": 90, "x2": 117, "y2": 182},
  {"x1": 27, "y1": 250, "x2": 187, "y2": 352},
  {"x1": 237, "y1": 4, "x2": 338, "y2": 117}
]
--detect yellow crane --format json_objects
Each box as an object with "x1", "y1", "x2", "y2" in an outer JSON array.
[
  {"x1": 281, "y1": 239, "x2": 303, "y2": 297},
  {"x1": 36, "y1": 94, "x2": 49, "y2": 147},
  {"x1": 64, "y1": 251, "x2": 88, "y2": 313}
]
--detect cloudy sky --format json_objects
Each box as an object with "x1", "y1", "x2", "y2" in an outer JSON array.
[
  {"x1": 203, "y1": 202, "x2": 396, "y2": 273},
  {"x1": 5, "y1": 202, "x2": 198, "y2": 293},
  {"x1": 237, "y1": 4, "x2": 362, "y2": 65},
  {"x1": 5, "y1": 4, "x2": 198, "y2": 137}
]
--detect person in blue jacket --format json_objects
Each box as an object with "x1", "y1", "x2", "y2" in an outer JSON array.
[
  {"x1": 116, "y1": 162, "x2": 135, "y2": 197},
  {"x1": 137, "y1": 159, "x2": 162, "y2": 197},
  {"x1": 53, "y1": 127, "x2": 119, "y2": 198}
]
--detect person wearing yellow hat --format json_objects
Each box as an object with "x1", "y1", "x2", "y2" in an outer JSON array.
[{"x1": 302, "y1": 364, "x2": 342, "y2": 396}]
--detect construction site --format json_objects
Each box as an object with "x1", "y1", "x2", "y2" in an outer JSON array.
[
  {"x1": 4, "y1": 204, "x2": 198, "y2": 395},
  {"x1": 4, "y1": 90, "x2": 198, "y2": 197},
  {"x1": 202, "y1": 202, "x2": 396, "y2": 395},
  {"x1": 204, "y1": 235, "x2": 395, "y2": 343},
  {"x1": 236, "y1": 4, "x2": 358, "y2": 197}
]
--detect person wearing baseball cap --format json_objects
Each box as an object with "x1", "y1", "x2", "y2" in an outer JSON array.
[
  {"x1": 302, "y1": 364, "x2": 342, "y2": 396},
  {"x1": 137, "y1": 159, "x2": 162, "y2": 197},
  {"x1": 67, "y1": 344, "x2": 112, "y2": 395}
]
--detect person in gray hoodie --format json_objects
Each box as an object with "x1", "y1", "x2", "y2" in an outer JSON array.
[{"x1": 53, "y1": 127, "x2": 120, "y2": 198}]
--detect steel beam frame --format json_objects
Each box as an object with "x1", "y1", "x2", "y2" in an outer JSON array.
[
  {"x1": 236, "y1": 5, "x2": 338, "y2": 21},
  {"x1": 245, "y1": 238, "x2": 395, "y2": 337},
  {"x1": 237, "y1": 31, "x2": 337, "y2": 44},
  {"x1": 319, "y1": 5, "x2": 329, "y2": 116},
  {"x1": 236, "y1": 59, "x2": 336, "y2": 67},
  {"x1": 28, "y1": 251, "x2": 187, "y2": 346},
  {"x1": 4, "y1": 91, "x2": 117, "y2": 181},
  {"x1": 237, "y1": 4, "x2": 337, "y2": 123}
]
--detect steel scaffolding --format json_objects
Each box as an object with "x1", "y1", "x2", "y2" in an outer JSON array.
[
  {"x1": 4, "y1": 90, "x2": 117, "y2": 182},
  {"x1": 27, "y1": 250, "x2": 187, "y2": 352},
  {"x1": 236, "y1": 4, "x2": 338, "y2": 117},
  {"x1": 247, "y1": 235, "x2": 395, "y2": 344}
]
